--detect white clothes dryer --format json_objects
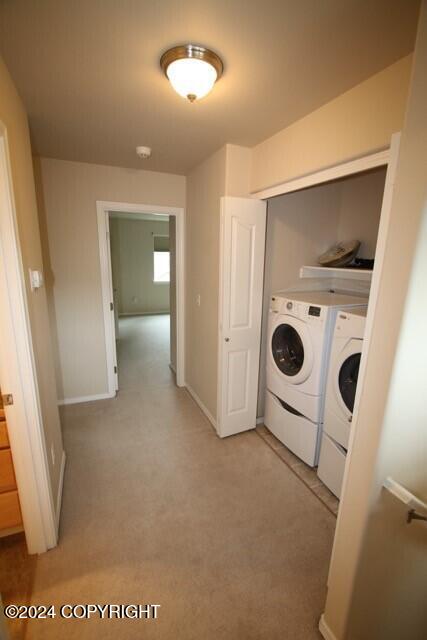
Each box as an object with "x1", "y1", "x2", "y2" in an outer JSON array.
[
  {"x1": 318, "y1": 307, "x2": 368, "y2": 497},
  {"x1": 322, "y1": 308, "x2": 367, "y2": 448}
]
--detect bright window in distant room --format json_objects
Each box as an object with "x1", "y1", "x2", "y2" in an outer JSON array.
[{"x1": 153, "y1": 235, "x2": 170, "y2": 282}]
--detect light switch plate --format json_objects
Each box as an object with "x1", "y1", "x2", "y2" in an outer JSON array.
[{"x1": 29, "y1": 268, "x2": 44, "y2": 291}]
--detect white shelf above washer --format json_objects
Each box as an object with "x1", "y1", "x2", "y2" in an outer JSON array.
[{"x1": 299, "y1": 265, "x2": 373, "y2": 282}]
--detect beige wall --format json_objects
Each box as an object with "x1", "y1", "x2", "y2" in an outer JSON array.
[
  {"x1": 185, "y1": 146, "x2": 226, "y2": 419},
  {"x1": 0, "y1": 58, "x2": 64, "y2": 507},
  {"x1": 110, "y1": 217, "x2": 170, "y2": 315},
  {"x1": 337, "y1": 168, "x2": 386, "y2": 258},
  {"x1": 323, "y1": 5, "x2": 427, "y2": 637},
  {"x1": 251, "y1": 55, "x2": 413, "y2": 193},
  {"x1": 36, "y1": 157, "x2": 185, "y2": 401},
  {"x1": 185, "y1": 143, "x2": 251, "y2": 419},
  {"x1": 224, "y1": 144, "x2": 251, "y2": 197}
]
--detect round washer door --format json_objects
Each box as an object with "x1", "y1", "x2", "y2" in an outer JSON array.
[
  {"x1": 334, "y1": 339, "x2": 363, "y2": 419},
  {"x1": 269, "y1": 314, "x2": 314, "y2": 385}
]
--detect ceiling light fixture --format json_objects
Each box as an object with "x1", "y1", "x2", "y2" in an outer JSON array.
[{"x1": 160, "y1": 44, "x2": 223, "y2": 103}]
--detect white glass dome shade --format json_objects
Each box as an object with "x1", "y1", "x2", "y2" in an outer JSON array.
[{"x1": 160, "y1": 45, "x2": 223, "y2": 102}]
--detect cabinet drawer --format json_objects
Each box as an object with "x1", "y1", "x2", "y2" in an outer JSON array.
[
  {"x1": 0, "y1": 490, "x2": 22, "y2": 530},
  {"x1": 0, "y1": 449, "x2": 16, "y2": 493},
  {"x1": 0, "y1": 421, "x2": 9, "y2": 449}
]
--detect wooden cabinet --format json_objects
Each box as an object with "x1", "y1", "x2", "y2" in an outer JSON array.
[
  {"x1": 0, "y1": 491, "x2": 21, "y2": 530},
  {"x1": 0, "y1": 449, "x2": 16, "y2": 493},
  {"x1": 0, "y1": 396, "x2": 23, "y2": 535},
  {"x1": 0, "y1": 420, "x2": 9, "y2": 448}
]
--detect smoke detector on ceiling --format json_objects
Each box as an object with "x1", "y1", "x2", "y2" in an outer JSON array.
[{"x1": 136, "y1": 146, "x2": 152, "y2": 159}]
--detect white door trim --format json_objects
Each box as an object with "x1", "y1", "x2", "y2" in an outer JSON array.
[
  {"x1": 96, "y1": 200, "x2": 185, "y2": 392},
  {"x1": 0, "y1": 125, "x2": 57, "y2": 553},
  {"x1": 322, "y1": 133, "x2": 401, "y2": 630},
  {"x1": 251, "y1": 147, "x2": 391, "y2": 200}
]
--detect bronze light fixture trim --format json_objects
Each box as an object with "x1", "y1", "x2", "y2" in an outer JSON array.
[{"x1": 160, "y1": 44, "x2": 224, "y2": 102}]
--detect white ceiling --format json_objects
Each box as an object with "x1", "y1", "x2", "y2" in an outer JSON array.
[{"x1": 0, "y1": 0, "x2": 420, "y2": 174}]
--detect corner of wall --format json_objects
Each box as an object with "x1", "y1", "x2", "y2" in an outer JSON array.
[
  {"x1": 185, "y1": 144, "x2": 229, "y2": 420},
  {"x1": 224, "y1": 144, "x2": 252, "y2": 197}
]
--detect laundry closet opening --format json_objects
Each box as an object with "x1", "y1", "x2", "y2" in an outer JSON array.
[{"x1": 257, "y1": 164, "x2": 388, "y2": 507}]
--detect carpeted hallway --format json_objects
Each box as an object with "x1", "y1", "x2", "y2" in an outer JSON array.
[{"x1": 3, "y1": 314, "x2": 335, "y2": 639}]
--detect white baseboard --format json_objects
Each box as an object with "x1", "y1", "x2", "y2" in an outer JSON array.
[
  {"x1": 56, "y1": 451, "x2": 66, "y2": 534},
  {"x1": 58, "y1": 391, "x2": 115, "y2": 406},
  {"x1": 256, "y1": 416, "x2": 265, "y2": 425},
  {"x1": 319, "y1": 615, "x2": 338, "y2": 640},
  {"x1": 185, "y1": 383, "x2": 217, "y2": 431}
]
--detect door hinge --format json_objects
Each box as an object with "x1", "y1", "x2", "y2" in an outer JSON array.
[
  {"x1": 114, "y1": 366, "x2": 117, "y2": 374},
  {"x1": 110, "y1": 302, "x2": 114, "y2": 311},
  {"x1": 2, "y1": 393, "x2": 13, "y2": 406}
]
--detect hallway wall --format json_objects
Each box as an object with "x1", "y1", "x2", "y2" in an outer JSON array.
[
  {"x1": 36, "y1": 157, "x2": 185, "y2": 402},
  {"x1": 251, "y1": 55, "x2": 413, "y2": 192},
  {"x1": 185, "y1": 146, "x2": 226, "y2": 420},
  {"x1": 185, "y1": 144, "x2": 251, "y2": 422},
  {"x1": 0, "y1": 58, "x2": 64, "y2": 508},
  {"x1": 110, "y1": 217, "x2": 170, "y2": 316}
]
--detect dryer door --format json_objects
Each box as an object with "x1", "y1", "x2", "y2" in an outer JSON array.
[
  {"x1": 334, "y1": 339, "x2": 363, "y2": 420},
  {"x1": 269, "y1": 314, "x2": 314, "y2": 385}
]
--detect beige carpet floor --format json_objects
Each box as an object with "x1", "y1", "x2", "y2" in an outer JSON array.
[{"x1": 4, "y1": 315, "x2": 335, "y2": 639}]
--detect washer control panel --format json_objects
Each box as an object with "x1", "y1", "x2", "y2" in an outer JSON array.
[
  {"x1": 270, "y1": 295, "x2": 324, "y2": 323},
  {"x1": 308, "y1": 305, "x2": 321, "y2": 317}
]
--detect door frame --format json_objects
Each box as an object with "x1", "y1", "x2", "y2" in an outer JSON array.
[
  {"x1": 251, "y1": 146, "x2": 391, "y2": 200},
  {"x1": 97, "y1": 201, "x2": 185, "y2": 392},
  {"x1": 0, "y1": 124, "x2": 57, "y2": 554}
]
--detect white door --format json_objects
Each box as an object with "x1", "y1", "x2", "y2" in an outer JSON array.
[{"x1": 217, "y1": 196, "x2": 266, "y2": 438}]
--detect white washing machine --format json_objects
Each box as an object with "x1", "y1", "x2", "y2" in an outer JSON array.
[
  {"x1": 265, "y1": 291, "x2": 367, "y2": 466},
  {"x1": 317, "y1": 307, "x2": 367, "y2": 497}
]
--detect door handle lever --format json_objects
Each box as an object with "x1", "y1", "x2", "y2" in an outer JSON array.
[
  {"x1": 407, "y1": 509, "x2": 427, "y2": 524},
  {"x1": 384, "y1": 477, "x2": 427, "y2": 525}
]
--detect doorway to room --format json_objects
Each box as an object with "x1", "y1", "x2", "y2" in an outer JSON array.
[
  {"x1": 97, "y1": 202, "x2": 185, "y2": 396},
  {"x1": 109, "y1": 212, "x2": 173, "y2": 389}
]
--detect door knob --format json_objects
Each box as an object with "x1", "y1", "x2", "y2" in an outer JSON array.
[{"x1": 225, "y1": 337, "x2": 230, "y2": 342}]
